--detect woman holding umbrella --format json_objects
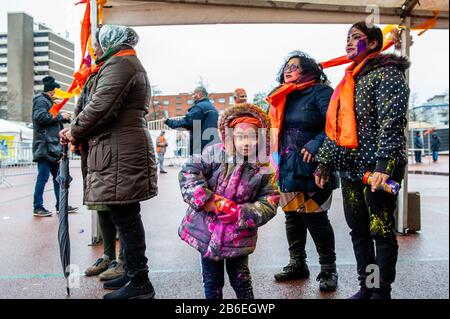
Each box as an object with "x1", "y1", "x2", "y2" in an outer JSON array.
[{"x1": 61, "y1": 25, "x2": 158, "y2": 299}]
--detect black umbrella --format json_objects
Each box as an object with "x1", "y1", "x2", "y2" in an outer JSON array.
[{"x1": 57, "y1": 144, "x2": 73, "y2": 296}]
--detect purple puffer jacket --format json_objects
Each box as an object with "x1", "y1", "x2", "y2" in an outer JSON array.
[{"x1": 178, "y1": 104, "x2": 280, "y2": 260}]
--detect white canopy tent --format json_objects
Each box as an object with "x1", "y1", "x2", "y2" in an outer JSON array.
[
  {"x1": 0, "y1": 119, "x2": 33, "y2": 141},
  {"x1": 102, "y1": 0, "x2": 449, "y2": 28},
  {"x1": 96, "y1": 0, "x2": 449, "y2": 233}
]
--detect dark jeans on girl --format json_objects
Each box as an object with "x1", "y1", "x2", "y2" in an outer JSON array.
[
  {"x1": 201, "y1": 256, "x2": 254, "y2": 299},
  {"x1": 285, "y1": 211, "x2": 336, "y2": 270},
  {"x1": 108, "y1": 203, "x2": 149, "y2": 286}
]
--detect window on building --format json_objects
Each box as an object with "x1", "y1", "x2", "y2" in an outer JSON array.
[
  {"x1": 34, "y1": 71, "x2": 48, "y2": 76},
  {"x1": 33, "y1": 52, "x2": 48, "y2": 57},
  {"x1": 176, "y1": 97, "x2": 182, "y2": 101},
  {"x1": 0, "y1": 44, "x2": 7, "y2": 48},
  {"x1": 0, "y1": 63, "x2": 6, "y2": 68},
  {"x1": 34, "y1": 42, "x2": 48, "y2": 47},
  {"x1": 187, "y1": 100, "x2": 193, "y2": 105},
  {"x1": 163, "y1": 100, "x2": 170, "y2": 106},
  {"x1": 218, "y1": 98, "x2": 226, "y2": 104},
  {"x1": 0, "y1": 54, "x2": 6, "y2": 58},
  {"x1": 34, "y1": 61, "x2": 49, "y2": 66},
  {"x1": 34, "y1": 32, "x2": 48, "y2": 37}
]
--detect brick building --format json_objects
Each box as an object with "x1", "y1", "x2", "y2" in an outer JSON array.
[{"x1": 148, "y1": 92, "x2": 234, "y2": 120}]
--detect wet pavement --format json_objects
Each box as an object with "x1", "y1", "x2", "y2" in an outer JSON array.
[{"x1": 0, "y1": 160, "x2": 448, "y2": 299}]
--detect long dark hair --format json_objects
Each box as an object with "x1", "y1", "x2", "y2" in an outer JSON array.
[
  {"x1": 277, "y1": 50, "x2": 328, "y2": 85},
  {"x1": 350, "y1": 21, "x2": 384, "y2": 54}
]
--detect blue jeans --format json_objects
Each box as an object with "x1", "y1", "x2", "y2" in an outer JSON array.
[
  {"x1": 33, "y1": 159, "x2": 60, "y2": 210},
  {"x1": 432, "y1": 151, "x2": 439, "y2": 162},
  {"x1": 414, "y1": 151, "x2": 422, "y2": 163},
  {"x1": 201, "y1": 256, "x2": 254, "y2": 299},
  {"x1": 157, "y1": 153, "x2": 165, "y2": 171}
]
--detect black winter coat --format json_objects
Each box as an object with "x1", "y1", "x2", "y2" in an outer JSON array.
[
  {"x1": 317, "y1": 54, "x2": 411, "y2": 181},
  {"x1": 166, "y1": 98, "x2": 219, "y2": 156},
  {"x1": 32, "y1": 93, "x2": 65, "y2": 163},
  {"x1": 279, "y1": 84, "x2": 338, "y2": 193}
]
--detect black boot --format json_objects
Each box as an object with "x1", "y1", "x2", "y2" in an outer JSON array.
[
  {"x1": 274, "y1": 262, "x2": 310, "y2": 282},
  {"x1": 349, "y1": 287, "x2": 373, "y2": 299},
  {"x1": 103, "y1": 280, "x2": 156, "y2": 300},
  {"x1": 370, "y1": 287, "x2": 392, "y2": 300},
  {"x1": 103, "y1": 274, "x2": 130, "y2": 291},
  {"x1": 316, "y1": 270, "x2": 338, "y2": 292}
]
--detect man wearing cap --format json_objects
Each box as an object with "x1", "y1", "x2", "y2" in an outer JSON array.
[
  {"x1": 32, "y1": 76, "x2": 75, "y2": 217},
  {"x1": 233, "y1": 88, "x2": 248, "y2": 105}
]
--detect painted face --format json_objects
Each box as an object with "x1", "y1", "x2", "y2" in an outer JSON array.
[
  {"x1": 233, "y1": 123, "x2": 259, "y2": 158},
  {"x1": 283, "y1": 58, "x2": 302, "y2": 84},
  {"x1": 346, "y1": 27, "x2": 370, "y2": 62}
]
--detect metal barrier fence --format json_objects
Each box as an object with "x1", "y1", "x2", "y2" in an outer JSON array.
[
  {"x1": 148, "y1": 118, "x2": 191, "y2": 166},
  {"x1": 0, "y1": 141, "x2": 36, "y2": 187}
]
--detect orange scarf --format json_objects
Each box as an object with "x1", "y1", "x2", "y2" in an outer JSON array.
[
  {"x1": 266, "y1": 80, "x2": 318, "y2": 148},
  {"x1": 325, "y1": 51, "x2": 381, "y2": 149},
  {"x1": 49, "y1": 49, "x2": 137, "y2": 117}
]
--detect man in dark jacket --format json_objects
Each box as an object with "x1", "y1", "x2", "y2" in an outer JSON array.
[
  {"x1": 414, "y1": 131, "x2": 424, "y2": 163},
  {"x1": 431, "y1": 134, "x2": 441, "y2": 163},
  {"x1": 165, "y1": 87, "x2": 219, "y2": 157},
  {"x1": 32, "y1": 76, "x2": 73, "y2": 217}
]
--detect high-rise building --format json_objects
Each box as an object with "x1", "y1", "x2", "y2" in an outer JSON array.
[{"x1": 0, "y1": 12, "x2": 75, "y2": 122}]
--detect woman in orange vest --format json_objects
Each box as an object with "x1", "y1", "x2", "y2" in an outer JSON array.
[
  {"x1": 315, "y1": 22, "x2": 410, "y2": 300},
  {"x1": 156, "y1": 130, "x2": 168, "y2": 174}
]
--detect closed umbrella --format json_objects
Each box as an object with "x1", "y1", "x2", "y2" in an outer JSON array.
[{"x1": 57, "y1": 144, "x2": 73, "y2": 296}]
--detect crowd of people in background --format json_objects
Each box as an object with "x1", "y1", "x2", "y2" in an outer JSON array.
[{"x1": 31, "y1": 20, "x2": 416, "y2": 300}]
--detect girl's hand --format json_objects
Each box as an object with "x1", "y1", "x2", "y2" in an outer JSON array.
[
  {"x1": 203, "y1": 200, "x2": 220, "y2": 215},
  {"x1": 301, "y1": 148, "x2": 315, "y2": 163}
]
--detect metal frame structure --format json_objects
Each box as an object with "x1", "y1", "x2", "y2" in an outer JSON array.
[{"x1": 92, "y1": 0, "x2": 449, "y2": 234}]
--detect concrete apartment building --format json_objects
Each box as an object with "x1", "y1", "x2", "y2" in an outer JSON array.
[
  {"x1": 150, "y1": 92, "x2": 234, "y2": 120},
  {"x1": 0, "y1": 12, "x2": 74, "y2": 122}
]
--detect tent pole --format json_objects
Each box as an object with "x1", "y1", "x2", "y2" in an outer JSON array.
[
  {"x1": 91, "y1": 0, "x2": 98, "y2": 48},
  {"x1": 397, "y1": 16, "x2": 412, "y2": 234}
]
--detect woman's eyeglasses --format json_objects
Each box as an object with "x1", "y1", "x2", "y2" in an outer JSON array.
[{"x1": 284, "y1": 64, "x2": 301, "y2": 73}]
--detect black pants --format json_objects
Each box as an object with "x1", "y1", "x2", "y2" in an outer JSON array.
[
  {"x1": 341, "y1": 168, "x2": 404, "y2": 290},
  {"x1": 201, "y1": 256, "x2": 254, "y2": 299},
  {"x1": 97, "y1": 210, "x2": 124, "y2": 261},
  {"x1": 285, "y1": 211, "x2": 336, "y2": 268},
  {"x1": 108, "y1": 203, "x2": 149, "y2": 286}
]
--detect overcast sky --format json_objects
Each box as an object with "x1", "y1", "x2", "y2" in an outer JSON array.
[{"x1": 1, "y1": 0, "x2": 449, "y2": 105}]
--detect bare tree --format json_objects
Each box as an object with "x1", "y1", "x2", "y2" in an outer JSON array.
[
  {"x1": 0, "y1": 89, "x2": 19, "y2": 120},
  {"x1": 252, "y1": 92, "x2": 270, "y2": 113},
  {"x1": 148, "y1": 85, "x2": 163, "y2": 121},
  {"x1": 409, "y1": 92, "x2": 419, "y2": 122}
]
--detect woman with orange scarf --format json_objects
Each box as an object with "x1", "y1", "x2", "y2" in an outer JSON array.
[
  {"x1": 315, "y1": 22, "x2": 410, "y2": 300},
  {"x1": 268, "y1": 51, "x2": 339, "y2": 292}
]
